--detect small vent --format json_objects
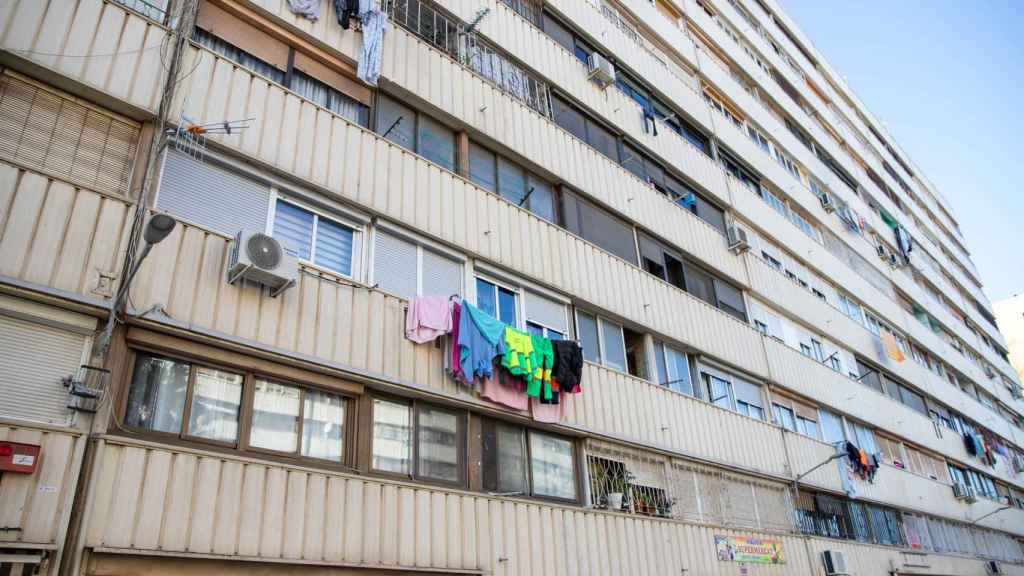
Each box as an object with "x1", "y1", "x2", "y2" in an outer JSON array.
[{"x1": 247, "y1": 233, "x2": 283, "y2": 269}]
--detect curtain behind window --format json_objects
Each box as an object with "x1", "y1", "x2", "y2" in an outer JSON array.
[
  {"x1": 193, "y1": 28, "x2": 286, "y2": 84},
  {"x1": 290, "y1": 70, "x2": 369, "y2": 127}
]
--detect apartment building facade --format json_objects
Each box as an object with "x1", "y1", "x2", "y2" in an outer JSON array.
[{"x1": 1, "y1": 0, "x2": 1023, "y2": 574}]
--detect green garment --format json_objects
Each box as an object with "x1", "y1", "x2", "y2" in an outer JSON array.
[
  {"x1": 501, "y1": 326, "x2": 536, "y2": 381},
  {"x1": 529, "y1": 334, "x2": 554, "y2": 399}
]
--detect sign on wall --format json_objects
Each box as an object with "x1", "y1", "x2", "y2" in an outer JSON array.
[{"x1": 714, "y1": 535, "x2": 785, "y2": 565}]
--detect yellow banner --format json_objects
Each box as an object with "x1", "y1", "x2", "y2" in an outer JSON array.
[{"x1": 714, "y1": 535, "x2": 785, "y2": 564}]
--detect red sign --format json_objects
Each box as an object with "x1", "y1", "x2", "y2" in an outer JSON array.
[{"x1": 0, "y1": 441, "x2": 40, "y2": 474}]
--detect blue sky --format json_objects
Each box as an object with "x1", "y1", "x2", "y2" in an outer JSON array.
[{"x1": 778, "y1": 0, "x2": 1024, "y2": 303}]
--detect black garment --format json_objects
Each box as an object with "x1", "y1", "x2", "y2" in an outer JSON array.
[
  {"x1": 964, "y1": 433, "x2": 977, "y2": 456},
  {"x1": 551, "y1": 340, "x2": 583, "y2": 394},
  {"x1": 845, "y1": 442, "x2": 860, "y2": 466},
  {"x1": 334, "y1": 0, "x2": 358, "y2": 29}
]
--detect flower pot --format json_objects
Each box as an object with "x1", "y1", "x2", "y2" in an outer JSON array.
[{"x1": 607, "y1": 492, "x2": 624, "y2": 511}]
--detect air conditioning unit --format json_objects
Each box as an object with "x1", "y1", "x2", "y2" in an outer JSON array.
[
  {"x1": 822, "y1": 550, "x2": 848, "y2": 575},
  {"x1": 587, "y1": 52, "x2": 616, "y2": 88},
  {"x1": 227, "y1": 230, "x2": 298, "y2": 297},
  {"x1": 819, "y1": 193, "x2": 836, "y2": 214},
  {"x1": 727, "y1": 225, "x2": 750, "y2": 254},
  {"x1": 986, "y1": 560, "x2": 1004, "y2": 575}
]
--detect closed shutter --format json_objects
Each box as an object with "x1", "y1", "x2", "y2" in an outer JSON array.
[
  {"x1": 0, "y1": 314, "x2": 87, "y2": 426},
  {"x1": 374, "y1": 231, "x2": 417, "y2": 299},
  {"x1": 731, "y1": 377, "x2": 762, "y2": 409},
  {"x1": 0, "y1": 73, "x2": 139, "y2": 196},
  {"x1": 525, "y1": 290, "x2": 567, "y2": 333},
  {"x1": 156, "y1": 149, "x2": 270, "y2": 235},
  {"x1": 421, "y1": 249, "x2": 462, "y2": 298}
]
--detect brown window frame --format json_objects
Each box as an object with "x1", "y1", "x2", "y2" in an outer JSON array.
[
  {"x1": 365, "y1": 394, "x2": 468, "y2": 489},
  {"x1": 119, "y1": 347, "x2": 357, "y2": 469},
  {"x1": 478, "y1": 417, "x2": 581, "y2": 505}
]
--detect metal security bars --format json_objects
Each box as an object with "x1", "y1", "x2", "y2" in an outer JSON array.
[
  {"x1": 500, "y1": 0, "x2": 542, "y2": 26},
  {"x1": 110, "y1": 0, "x2": 169, "y2": 23},
  {"x1": 585, "y1": 441, "x2": 793, "y2": 531},
  {"x1": 383, "y1": 0, "x2": 552, "y2": 118}
]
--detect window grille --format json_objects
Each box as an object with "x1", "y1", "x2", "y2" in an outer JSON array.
[
  {"x1": 382, "y1": 0, "x2": 551, "y2": 118},
  {"x1": 586, "y1": 442, "x2": 674, "y2": 518}
]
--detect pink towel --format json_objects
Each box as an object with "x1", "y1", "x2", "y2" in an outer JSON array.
[
  {"x1": 405, "y1": 295, "x2": 452, "y2": 343},
  {"x1": 481, "y1": 370, "x2": 528, "y2": 411}
]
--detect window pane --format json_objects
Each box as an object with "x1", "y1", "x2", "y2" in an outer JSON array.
[
  {"x1": 469, "y1": 142, "x2": 497, "y2": 192},
  {"x1": 551, "y1": 95, "x2": 586, "y2": 141},
  {"x1": 665, "y1": 346, "x2": 693, "y2": 395},
  {"x1": 621, "y1": 144, "x2": 647, "y2": 180},
  {"x1": 187, "y1": 367, "x2": 243, "y2": 443},
  {"x1": 527, "y1": 175, "x2": 555, "y2": 222},
  {"x1": 600, "y1": 319, "x2": 627, "y2": 372},
  {"x1": 586, "y1": 119, "x2": 619, "y2": 162},
  {"x1": 373, "y1": 399, "x2": 412, "y2": 474},
  {"x1": 774, "y1": 405, "x2": 795, "y2": 430},
  {"x1": 576, "y1": 198, "x2": 638, "y2": 265},
  {"x1": 290, "y1": 69, "x2": 368, "y2": 127},
  {"x1": 476, "y1": 278, "x2": 497, "y2": 317},
  {"x1": 695, "y1": 194, "x2": 726, "y2": 234},
  {"x1": 498, "y1": 286, "x2": 517, "y2": 325},
  {"x1": 249, "y1": 379, "x2": 300, "y2": 452},
  {"x1": 273, "y1": 200, "x2": 314, "y2": 260},
  {"x1": 706, "y1": 374, "x2": 732, "y2": 410},
  {"x1": 577, "y1": 311, "x2": 600, "y2": 363},
  {"x1": 655, "y1": 343, "x2": 668, "y2": 387},
  {"x1": 418, "y1": 115, "x2": 456, "y2": 172},
  {"x1": 497, "y1": 157, "x2": 528, "y2": 205},
  {"x1": 377, "y1": 95, "x2": 416, "y2": 150},
  {"x1": 314, "y1": 216, "x2": 355, "y2": 276},
  {"x1": 715, "y1": 279, "x2": 747, "y2": 321},
  {"x1": 483, "y1": 421, "x2": 528, "y2": 493},
  {"x1": 125, "y1": 354, "x2": 190, "y2": 434},
  {"x1": 417, "y1": 405, "x2": 461, "y2": 483},
  {"x1": 302, "y1": 390, "x2": 345, "y2": 461},
  {"x1": 529, "y1": 432, "x2": 576, "y2": 499},
  {"x1": 683, "y1": 262, "x2": 715, "y2": 305}
]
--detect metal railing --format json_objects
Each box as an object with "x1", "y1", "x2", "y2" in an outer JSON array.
[
  {"x1": 110, "y1": 0, "x2": 168, "y2": 23},
  {"x1": 383, "y1": 0, "x2": 552, "y2": 118}
]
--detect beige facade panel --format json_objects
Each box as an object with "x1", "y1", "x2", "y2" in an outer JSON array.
[
  {"x1": 0, "y1": 424, "x2": 84, "y2": 546},
  {"x1": 0, "y1": 0, "x2": 166, "y2": 113},
  {"x1": 0, "y1": 161, "x2": 132, "y2": 297},
  {"x1": 85, "y1": 439, "x2": 821, "y2": 575}
]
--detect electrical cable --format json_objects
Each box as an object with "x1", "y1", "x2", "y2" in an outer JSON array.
[{"x1": 5, "y1": 43, "x2": 163, "y2": 59}]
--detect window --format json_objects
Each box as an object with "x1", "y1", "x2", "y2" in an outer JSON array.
[
  {"x1": 850, "y1": 421, "x2": 877, "y2": 453},
  {"x1": 639, "y1": 234, "x2": 685, "y2": 290},
  {"x1": 550, "y1": 95, "x2": 620, "y2": 162},
  {"x1": 699, "y1": 367, "x2": 764, "y2": 420},
  {"x1": 124, "y1": 352, "x2": 348, "y2": 460},
  {"x1": 371, "y1": 398, "x2": 464, "y2": 485},
  {"x1": 654, "y1": 342, "x2": 693, "y2": 396},
  {"x1": 898, "y1": 384, "x2": 928, "y2": 415},
  {"x1": 272, "y1": 198, "x2": 359, "y2": 277},
  {"x1": 576, "y1": 311, "x2": 627, "y2": 374},
  {"x1": 482, "y1": 420, "x2": 577, "y2": 501},
  {"x1": 249, "y1": 379, "x2": 347, "y2": 462},
  {"x1": 855, "y1": 358, "x2": 884, "y2": 394},
  {"x1": 811, "y1": 340, "x2": 824, "y2": 362},
  {"x1": 377, "y1": 95, "x2": 456, "y2": 172},
  {"x1": 468, "y1": 142, "x2": 555, "y2": 221},
  {"x1": 560, "y1": 190, "x2": 638, "y2": 265},
  {"x1": 524, "y1": 290, "x2": 569, "y2": 340},
  {"x1": 762, "y1": 251, "x2": 782, "y2": 270},
  {"x1": 290, "y1": 69, "x2": 369, "y2": 127},
  {"x1": 774, "y1": 404, "x2": 795, "y2": 431},
  {"x1": 796, "y1": 415, "x2": 819, "y2": 439},
  {"x1": 373, "y1": 230, "x2": 463, "y2": 300},
  {"x1": 193, "y1": 27, "x2": 286, "y2": 84},
  {"x1": 476, "y1": 277, "x2": 518, "y2": 325}
]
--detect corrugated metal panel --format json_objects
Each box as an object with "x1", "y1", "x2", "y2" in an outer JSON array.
[
  {"x1": 0, "y1": 314, "x2": 86, "y2": 426},
  {"x1": 0, "y1": 426, "x2": 81, "y2": 545},
  {"x1": 373, "y1": 231, "x2": 417, "y2": 300},
  {"x1": 156, "y1": 150, "x2": 270, "y2": 236},
  {"x1": 0, "y1": 73, "x2": 139, "y2": 196}
]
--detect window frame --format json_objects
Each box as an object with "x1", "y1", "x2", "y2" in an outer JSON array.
[
  {"x1": 268, "y1": 192, "x2": 364, "y2": 279},
  {"x1": 120, "y1": 347, "x2": 356, "y2": 467},
  {"x1": 575, "y1": 310, "x2": 629, "y2": 374},
  {"x1": 368, "y1": 394, "x2": 468, "y2": 489},
  {"x1": 479, "y1": 417, "x2": 580, "y2": 504},
  {"x1": 371, "y1": 226, "x2": 466, "y2": 300}
]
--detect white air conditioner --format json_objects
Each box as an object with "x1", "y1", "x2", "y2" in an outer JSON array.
[
  {"x1": 227, "y1": 230, "x2": 298, "y2": 297},
  {"x1": 588, "y1": 52, "x2": 616, "y2": 88},
  {"x1": 819, "y1": 193, "x2": 836, "y2": 214},
  {"x1": 727, "y1": 225, "x2": 750, "y2": 254},
  {"x1": 822, "y1": 550, "x2": 848, "y2": 575},
  {"x1": 986, "y1": 560, "x2": 1004, "y2": 575}
]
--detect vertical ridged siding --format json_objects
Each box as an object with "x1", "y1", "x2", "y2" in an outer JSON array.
[
  {"x1": 0, "y1": 0, "x2": 166, "y2": 112},
  {"x1": 0, "y1": 424, "x2": 83, "y2": 546}
]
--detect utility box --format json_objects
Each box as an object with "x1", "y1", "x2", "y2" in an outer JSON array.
[{"x1": 0, "y1": 441, "x2": 40, "y2": 474}]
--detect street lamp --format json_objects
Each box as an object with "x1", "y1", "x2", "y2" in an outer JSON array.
[{"x1": 97, "y1": 213, "x2": 176, "y2": 354}]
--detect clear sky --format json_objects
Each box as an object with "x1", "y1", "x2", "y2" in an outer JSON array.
[{"x1": 777, "y1": 0, "x2": 1024, "y2": 303}]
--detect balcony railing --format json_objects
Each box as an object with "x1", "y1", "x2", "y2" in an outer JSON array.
[
  {"x1": 110, "y1": 0, "x2": 168, "y2": 23},
  {"x1": 383, "y1": 0, "x2": 552, "y2": 118}
]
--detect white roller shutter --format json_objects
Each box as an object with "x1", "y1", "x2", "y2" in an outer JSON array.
[
  {"x1": 421, "y1": 249, "x2": 462, "y2": 298},
  {"x1": 374, "y1": 231, "x2": 417, "y2": 299},
  {"x1": 525, "y1": 290, "x2": 568, "y2": 333},
  {"x1": 0, "y1": 314, "x2": 87, "y2": 426},
  {"x1": 156, "y1": 149, "x2": 270, "y2": 236},
  {"x1": 0, "y1": 72, "x2": 140, "y2": 196}
]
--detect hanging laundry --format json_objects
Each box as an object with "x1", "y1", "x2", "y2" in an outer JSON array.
[
  {"x1": 457, "y1": 303, "x2": 506, "y2": 384},
  {"x1": 531, "y1": 396, "x2": 566, "y2": 424},
  {"x1": 529, "y1": 334, "x2": 554, "y2": 400},
  {"x1": 481, "y1": 366, "x2": 529, "y2": 411},
  {"x1": 405, "y1": 295, "x2": 452, "y2": 343},
  {"x1": 551, "y1": 340, "x2": 584, "y2": 394},
  {"x1": 838, "y1": 449, "x2": 858, "y2": 498},
  {"x1": 333, "y1": 0, "x2": 359, "y2": 29},
  {"x1": 357, "y1": 0, "x2": 387, "y2": 86},
  {"x1": 880, "y1": 331, "x2": 905, "y2": 363},
  {"x1": 287, "y1": 0, "x2": 321, "y2": 20},
  {"x1": 448, "y1": 301, "x2": 463, "y2": 380},
  {"x1": 964, "y1": 432, "x2": 978, "y2": 456}
]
